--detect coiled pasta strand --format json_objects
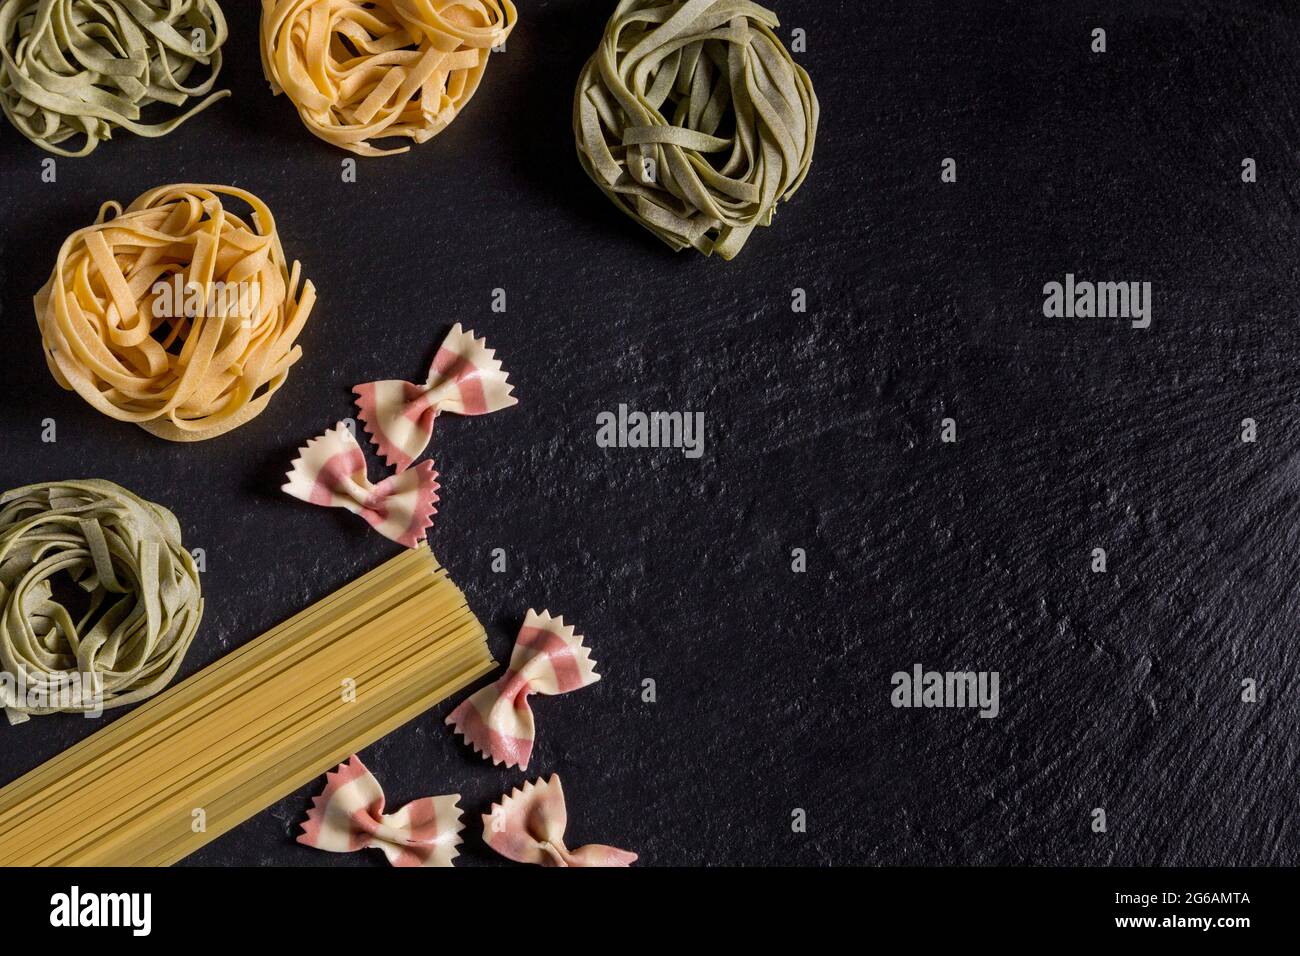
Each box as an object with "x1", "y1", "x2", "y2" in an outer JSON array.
[
  {"x1": 260, "y1": 0, "x2": 515, "y2": 157},
  {"x1": 0, "y1": 480, "x2": 202, "y2": 723},
  {"x1": 0, "y1": 0, "x2": 230, "y2": 156},
  {"x1": 574, "y1": 0, "x2": 819, "y2": 259},
  {"x1": 35, "y1": 183, "x2": 316, "y2": 442}
]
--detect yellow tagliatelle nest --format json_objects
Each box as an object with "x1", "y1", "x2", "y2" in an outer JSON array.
[
  {"x1": 35, "y1": 184, "x2": 316, "y2": 442},
  {"x1": 260, "y1": 0, "x2": 516, "y2": 157}
]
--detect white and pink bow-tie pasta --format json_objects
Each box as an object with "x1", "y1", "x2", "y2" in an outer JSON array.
[
  {"x1": 354, "y1": 323, "x2": 517, "y2": 472},
  {"x1": 446, "y1": 610, "x2": 599, "y2": 769},
  {"x1": 297, "y1": 755, "x2": 464, "y2": 867},
  {"x1": 483, "y1": 775, "x2": 636, "y2": 867},
  {"x1": 282, "y1": 422, "x2": 439, "y2": 548}
]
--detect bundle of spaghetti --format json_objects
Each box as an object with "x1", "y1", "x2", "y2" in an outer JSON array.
[
  {"x1": 574, "y1": 0, "x2": 819, "y2": 259},
  {"x1": 0, "y1": 546, "x2": 494, "y2": 866},
  {"x1": 34, "y1": 183, "x2": 316, "y2": 442},
  {"x1": 0, "y1": 0, "x2": 230, "y2": 157},
  {"x1": 260, "y1": 0, "x2": 516, "y2": 157}
]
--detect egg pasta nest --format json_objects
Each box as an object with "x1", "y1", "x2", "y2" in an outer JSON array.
[
  {"x1": 0, "y1": 0, "x2": 230, "y2": 156},
  {"x1": 574, "y1": 0, "x2": 819, "y2": 259},
  {"x1": 35, "y1": 183, "x2": 316, "y2": 442},
  {"x1": 260, "y1": 0, "x2": 516, "y2": 157},
  {"x1": 0, "y1": 480, "x2": 202, "y2": 723}
]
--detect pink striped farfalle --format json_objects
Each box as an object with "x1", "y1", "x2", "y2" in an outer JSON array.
[
  {"x1": 297, "y1": 755, "x2": 464, "y2": 867},
  {"x1": 354, "y1": 323, "x2": 517, "y2": 473},
  {"x1": 483, "y1": 775, "x2": 637, "y2": 867},
  {"x1": 282, "y1": 422, "x2": 439, "y2": 548},
  {"x1": 446, "y1": 610, "x2": 599, "y2": 769}
]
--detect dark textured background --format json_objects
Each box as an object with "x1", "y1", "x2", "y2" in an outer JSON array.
[{"x1": 1, "y1": 0, "x2": 1297, "y2": 866}]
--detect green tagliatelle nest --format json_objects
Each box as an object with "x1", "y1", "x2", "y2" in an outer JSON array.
[
  {"x1": 0, "y1": 0, "x2": 230, "y2": 157},
  {"x1": 0, "y1": 480, "x2": 202, "y2": 723},
  {"x1": 574, "y1": 0, "x2": 819, "y2": 260}
]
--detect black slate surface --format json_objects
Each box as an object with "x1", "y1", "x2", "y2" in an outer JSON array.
[{"x1": 1, "y1": 0, "x2": 1297, "y2": 867}]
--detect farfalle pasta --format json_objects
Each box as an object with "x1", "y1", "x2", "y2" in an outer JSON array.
[
  {"x1": 260, "y1": 0, "x2": 516, "y2": 157},
  {"x1": 35, "y1": 184, "x2": 316, "y2": 442},
  {"x1": 0, "y1": 0, "x2": 230, "y2": 157},
  {"x1": 283, "y1": 422, "x2": 440, "y2": 548},
  {"x1": 354, "y1": 323, "x2": 517, "y2": 472},
  {"x1": 484, "y1": 775, "x2": 636, "y2": 867},
  {"x1": 298, "y1": 755, "x2": 463, "y2": 867},
  {"x1": 574, "y1": 0, "x2": 819, "y2": 259},
  {"x1": 0, "y1": 480, "x2": 202, "y2": 724},
  {"x1": 447, "y1": 610, "x2": 599, "y2": 769}
]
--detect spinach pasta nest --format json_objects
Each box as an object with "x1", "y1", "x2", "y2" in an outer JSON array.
[
  {"x1": 0, "y1": 0, "x2": 230, "y2": 157},
  {"x1": 0, "y1": 480, "x2": 202, "y2": 723},
  {"x1": 35, "y1": 183, "x2": 316, "y2": 442},
  {"x1": 260, "y1": 0, "x2": 516, "y2": 157},
  {"x1": 574, "y1": 0, "x2": 819, "y2": 259}
]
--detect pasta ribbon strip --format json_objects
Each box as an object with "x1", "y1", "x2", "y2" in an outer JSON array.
[
  {"x1": 574, "y1": 0, "x2": 819, "y2": 259},
  {"x1": 260, "y1": 0, "x2": 516, "y2": 156},
  {"x1": 0, "y1": 0, "x2": 230, "y2": 157},
  {"x1": 0, "y1": 480, "x2": 202, "y2": 723},
  {"x1": 35, "y1": 183, "x2": 316, "y2": 442}
]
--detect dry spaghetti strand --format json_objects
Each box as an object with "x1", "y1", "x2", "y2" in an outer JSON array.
[
  {"x1": 260, "y1": 0, "x2": 516, "y2": 157},
  {"x1": 34, "y1": 183, "x2": 316, "y2": 442}
]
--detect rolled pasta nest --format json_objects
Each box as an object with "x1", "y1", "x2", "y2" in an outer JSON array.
[
  {"x1": 574, "y1": 0, "x2": 819, "y2": 260},
  {"x1": 0, "y1": 480, "x2": 202, "y2": 723},
  {"x1": 0, "y1": 0, "x2": 230, "y2": 157},
  {"x1": 35, "y1": 183, "x2": 317, "y2": 442},
  {"x1": 260, "y1": 0, "x2": 516, "y2": 157}
]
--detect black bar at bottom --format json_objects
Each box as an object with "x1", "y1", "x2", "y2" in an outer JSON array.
[{"x1": 0, "y1": 866, "x2": 1281, "y2": 940}]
